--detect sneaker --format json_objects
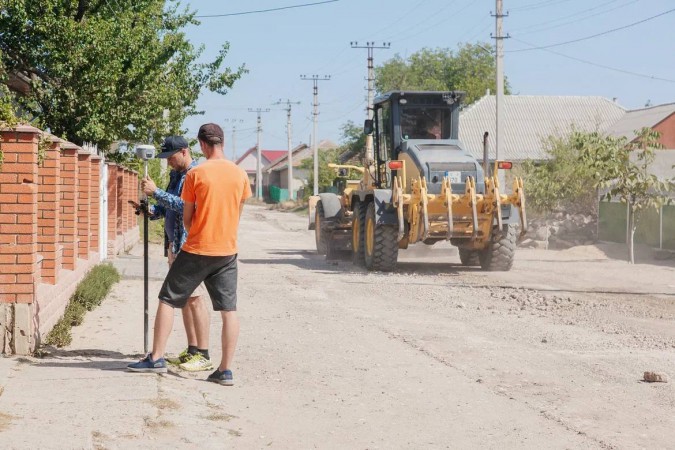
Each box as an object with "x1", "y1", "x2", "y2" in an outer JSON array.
[
  {"x1": 207, "y1": 369, "x2": 234, "y2": 386},
  {"x1": 127, "y1": 355, "x2": 167, "y2": 373},
  {"x1": 166, "y1": 348, "x2": 191, "y2": 365},
  {"x1": 179, "y1": 353, "x2": 214, "y2": 372}
]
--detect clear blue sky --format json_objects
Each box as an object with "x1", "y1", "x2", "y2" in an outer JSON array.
[{"x1": 182, "y1": 0, "x2": 675, "y2": 158}]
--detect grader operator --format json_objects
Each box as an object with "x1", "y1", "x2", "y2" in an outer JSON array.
[{"x1": 309, "y1": 90, "x2": 526, "y2": 271}]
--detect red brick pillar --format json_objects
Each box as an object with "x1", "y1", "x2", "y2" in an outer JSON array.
[
  {"x1": 0, "y1": 126, "x2": 41, "y2": 354},
  {"x1": 37, "y1": 138, "x2": 62, "y2": 284},
  {"x1": 77, "y1": 151, "x2": 91, "y2": 259},
  {"x1": 90, "y1": 156, "x2": 101, "y2": 255},
  {"x1": 116, "y1": 166, "x2": 124, "y2": 235},
  {"x1": 59, "y1": 145, "x2": 79, "y2": 270},
  {"x1": 107, "y1": 163, "x2": 118, "y2": 257},
  {"x1": 128, "y1": 171, "x2": 137, "y2": 230}
]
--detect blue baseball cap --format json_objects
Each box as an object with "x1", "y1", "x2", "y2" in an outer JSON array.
[{"x1": 157, "y1": 136, "x2": 189, "y2": 158}]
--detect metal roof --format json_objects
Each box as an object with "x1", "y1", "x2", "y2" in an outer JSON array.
[
  {"x1": 606, "y1": 103, "x2": 675, "y2": 141},
  {"x1": 458, "y1": 95, "x2": 626, "y2": 161}
]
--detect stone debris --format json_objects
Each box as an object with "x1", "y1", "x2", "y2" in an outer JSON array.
[{"x1": 643, "y1": 371, "x2": 668, "y2": 383}]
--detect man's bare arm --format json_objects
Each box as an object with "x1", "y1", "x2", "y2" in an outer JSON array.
[{"x1": 183, "y1": 201, "x2": 196, "y2": 232}]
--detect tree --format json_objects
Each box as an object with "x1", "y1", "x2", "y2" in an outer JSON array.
[
  {"x1": 0, "y1": 0, "x2": 245, "y2": 148},
  {"x1": 375, "y1": 43, "x2": 508, "y2": 105},
  {"x1": 299, "y1": 148, "x2": 341, "y2": 199},
  {"x1": 519, "y1": 130, "x2": 619, "y2": 215},
  {"x1": 587, "y1": 129, "x2": 674, "y2": 264},
  {"x1": 336, "y1": 120, "x2": 367, "y2": 163}
]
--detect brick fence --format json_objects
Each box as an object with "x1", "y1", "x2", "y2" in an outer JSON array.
[{"x1": 0, "y1": 126, "x2": 140, "y2": 354}]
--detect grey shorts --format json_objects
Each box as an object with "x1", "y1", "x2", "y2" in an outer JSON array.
[{"x1": 158, "y1": 251, "x2": 238, "y2": 311}]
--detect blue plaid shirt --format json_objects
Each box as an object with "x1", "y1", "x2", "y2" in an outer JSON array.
[{"x1": 149, "y1": 160, "x2": 198, "y2": 255}]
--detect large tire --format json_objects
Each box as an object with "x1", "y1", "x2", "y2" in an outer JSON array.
[
  {"x1": 480, "y1": 224, "x2": 517, "y2": 271},
  {"x1": 458, "y1": 248, "x2": 480, "y2": 266},
  {"x1": 315, "y1": 200, "x2": 328, "y2": 255},
  {"x1": 364, "y1": 202, "x2": 398, "y2": 272},
  {"x1": 351, "y1": 201, "x2": 366, "y2": 266}
]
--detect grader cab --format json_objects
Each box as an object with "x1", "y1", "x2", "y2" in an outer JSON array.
[{"x1": 310, "y1": 90, "x2": 526, "y2": 271}]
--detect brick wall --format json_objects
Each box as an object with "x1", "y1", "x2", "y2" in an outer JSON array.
[{"x1": 0, "y1": 127, "x2": 140, "y2": 354}]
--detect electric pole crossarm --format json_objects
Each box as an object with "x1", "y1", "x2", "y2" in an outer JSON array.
[
  {"x1": 248, "y1": 108, "x2": 270, "y2": 201},
  {"x1": 273, "y1": 99, "x2": 301, "y2": 200},
  {"x1": 350, "y1": 41, "x2": 391, "y2": 164},
  {"x1": 300, "y1": 75, "x2": 331, "y2": 196}
]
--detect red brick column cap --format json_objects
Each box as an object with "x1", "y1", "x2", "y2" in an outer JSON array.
[{"x1": 0, "y1": 124, "x2": 42, "y2": 133}]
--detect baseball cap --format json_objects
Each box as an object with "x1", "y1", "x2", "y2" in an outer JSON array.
[{"x1": 157, "y1": 136, "x2": 189, "y2": 158}]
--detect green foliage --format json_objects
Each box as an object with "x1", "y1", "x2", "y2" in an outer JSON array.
[
  {"x1": 0, "y1": 0, "x2": 246, "y2": 148},
  {"x1": 44, "y1": 263, "x2": 121, "y2": 348},
  {"x1": 518, "y1": 131, "x2": 613, "y2": 214},
  {"x1": 299, "y1": 148, "x2": 341, "y2": 199},
  {"x1": 337, "y1": 120, "x2": 367, "y2": 162},
  {"x1": 375, "y1": 43, "x2": 509, "y2": 105}
]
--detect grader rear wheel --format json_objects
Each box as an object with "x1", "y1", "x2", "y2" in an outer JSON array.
[
  {"x1": 480, "y1": 224, "x2": 517, "y2": 271},
  {"x1": 364, "y1": 202, "x2": 398, "y2": 272},
  {"x1": 315, "y1": 200, "x2": 328, "y2": 255}
]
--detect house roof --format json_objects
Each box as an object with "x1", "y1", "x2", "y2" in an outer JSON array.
[
  {"x1": 235, "y1": 147, "x2": 286, "y2": 166},
  {"x1": 606, "y1": 103, "x2": 675, "y2": 142},
  {"x1": 264, "y1": 140, "x2": 339, "y2": 172},
  {"x1": 630, "y1": 150, "x2": 675, "y2": 182},
  {"x1": 458, "y1": 95, "x2": 626, "y2": 161}
]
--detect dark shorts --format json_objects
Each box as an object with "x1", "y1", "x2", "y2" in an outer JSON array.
[{"x1": 158, "y1": 251, "x2": 238, "y2": 311}]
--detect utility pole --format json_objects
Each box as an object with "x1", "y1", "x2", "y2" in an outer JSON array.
[
  {"x1": 492, "y1": 0, "x2": 509, "y2": 168},
  {"x1": 301, "y1": 75, "x2": 331, "y2": 196},
  {"x1": 248, "y1": 108, "x2": 270, "y2": 200},
  {"x1": 273, "y1": 99, "x2": 301, "y2": 200},
  {"x1": 224, "y1": 118, "x2": 243, "y2": 161},
  {"x1": 350, "y1": 41, "x2": 390, "y2": 164}
]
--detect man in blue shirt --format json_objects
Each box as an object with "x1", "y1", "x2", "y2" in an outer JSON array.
[{"x1": 140, "y1": 136, "x2": 212, "y2": 372}]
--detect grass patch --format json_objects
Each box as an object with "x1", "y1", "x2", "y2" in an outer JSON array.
[
  {"x1": 148, "y1": 398, "x2": 180, "y2": 411},
  {"x1": 43, "y1": 263, "x2": 121, "y2": 349},
  {"x1": 204, "y1": 412, "x2": 235, "y2": 422}
]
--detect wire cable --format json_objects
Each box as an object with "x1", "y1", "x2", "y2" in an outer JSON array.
[
  {"x1": 509, "y1": 7, "x2": 675, "y2": 52},
  {"x1": 510, "y1": 0, "x2": 575, "y2": 12},
  {"x1": 514, "y1": 0, "x2": 639, "y2": 36},
  {"x1": 195, "y1": 0, "x2": 339, "y2": 18},
  {"x1": 511, "y1": 37, "x2": 675, "y2": 83}
]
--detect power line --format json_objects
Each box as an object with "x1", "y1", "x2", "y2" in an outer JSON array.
[
  {"x1": 509, "y1": 7, "x2": 675, "y2": 52},
  {"x1": 510, "y1": 0, "x2": 575, "y2": 12},
  {"x1": 510, "y1": 0, "x2": 625, "y2": 33},
  {"x1": 511, "y1": 37, "x2": 675, "y2": 83},
  {"x1": 513, "y1": 0, "x2": 638, "y2": 36},
  {"x1": 195, "y1": 0, "x2": 339, "y2": 18}
]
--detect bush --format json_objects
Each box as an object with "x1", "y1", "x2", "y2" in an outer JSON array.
[{"x1": 43, "y1": 264, "x2": 120, "y2": 348}]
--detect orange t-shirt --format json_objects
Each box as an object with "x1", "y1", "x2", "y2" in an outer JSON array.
[{"x1": 180, "y1": 159, "x2": 252, "y2": 256}]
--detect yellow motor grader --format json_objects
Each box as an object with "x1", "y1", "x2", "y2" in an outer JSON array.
[{"x1": 309, "y1": 90, "x2": 526, "y2": 271}]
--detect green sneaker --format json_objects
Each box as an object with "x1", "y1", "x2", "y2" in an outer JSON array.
[
  {"x1": 179, "y1": 353, "x2": 214, "y2": 372},
  {"x1": 166, "y1": 348, "x2": 191, "y2": 366}
]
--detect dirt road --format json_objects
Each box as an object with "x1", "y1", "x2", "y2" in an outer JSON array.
[
  {"x1": 233, "y1": 206, "x2": 675, "y2": 448},
  {"x1": 2, "y1": 204, "x2": 675, "y2": 449}
]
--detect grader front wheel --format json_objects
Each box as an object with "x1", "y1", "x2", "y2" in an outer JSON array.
[
  {"x1": 480, "y1": 224, "x2": 517, "y2": 271},
  {"x1": 364, "y1": 202, "x2": 398, "y2": 272},
  {"x1": 351, "y1": 201, "x2": 366, "y2": 265},
  {"x1": 458, "y1": 248, "x2": 481, "y2": 266}
]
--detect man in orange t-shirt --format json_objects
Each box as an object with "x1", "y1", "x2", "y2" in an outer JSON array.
[{"x1": 128, "y1": 123, "x2": 251, "y2": 386}]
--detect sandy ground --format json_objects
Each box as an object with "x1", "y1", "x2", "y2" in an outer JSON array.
[{"x1": 1, "y1": 205, "x2": 674, "y2": 449}]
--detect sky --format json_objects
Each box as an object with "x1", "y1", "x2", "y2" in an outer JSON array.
[{"x1": 181, "y1": 0, "x2": 675, "y2": 159}]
